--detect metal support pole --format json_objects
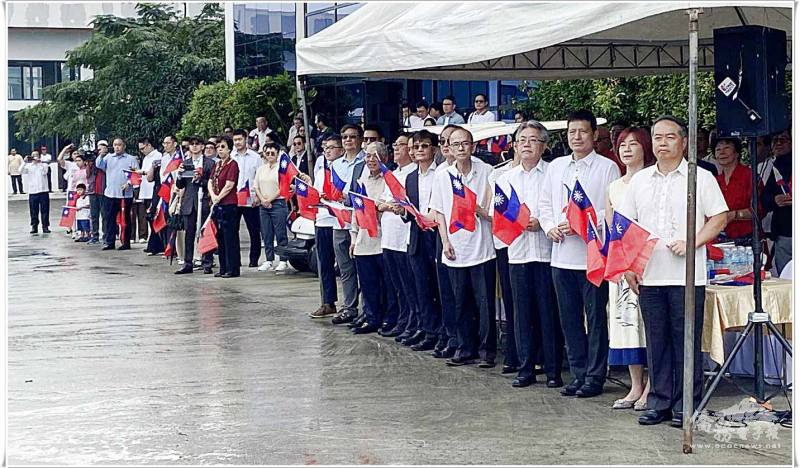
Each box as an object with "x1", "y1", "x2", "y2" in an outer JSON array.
[
  {"x1": 294, "y1": 2, "x2": 315, "y2": 178},
  {"x1": 683, "y1": 7, "x2": 702, "y2": 455}
]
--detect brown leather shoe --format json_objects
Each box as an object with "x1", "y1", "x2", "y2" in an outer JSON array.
[{"x1": 309, "y1": 304, "x2": 337, "y2": 319}]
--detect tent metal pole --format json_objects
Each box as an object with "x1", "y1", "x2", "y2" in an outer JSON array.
[
  {"x1": 295, "y1": 2, "x2": 315, "y2": 176},
  {"x1": 682, "y1": 7, "x2": 702, "y2": 455}
]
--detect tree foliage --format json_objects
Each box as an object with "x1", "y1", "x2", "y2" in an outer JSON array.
[
  {"x1": 14, "y1": 3, "x2": 224, "y2": 145},
  {"x1": 516, "y1": 72, "x2": 718, "y2": 129},
  {"x1": 180, "y1": 73, "x2": 297, "y2": 141}
]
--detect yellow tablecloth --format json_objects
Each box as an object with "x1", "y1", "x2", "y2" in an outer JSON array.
[{"x1": 702, "y1": 279, "x2": 793, "y2": 365}]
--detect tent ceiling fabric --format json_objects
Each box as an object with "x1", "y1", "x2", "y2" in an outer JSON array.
[{"x1": 296, "y1": 2, "x2": 792, "y2": 80}]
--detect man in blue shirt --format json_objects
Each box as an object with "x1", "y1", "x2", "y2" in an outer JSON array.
[{"x1": 96, "y1": 137, "x2": 140, "y2": 250}]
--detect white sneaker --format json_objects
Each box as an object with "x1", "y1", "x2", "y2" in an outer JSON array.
[
  {"x1": 138, "y1": 238, "x2": 147, "y2": 244},
  {"x1": 177, "y1": 259, "x2": 184, "y2": 265},
  {"x1": 274, "y1": 261, "x2": 290, "y2": 273},
  {"x1": 257, "y1": 262, "x2": 272, "y2": 272}
]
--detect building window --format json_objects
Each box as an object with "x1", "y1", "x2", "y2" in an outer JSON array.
[
  {"x1": 233, "y1": 3, "x2": 297, "y2": 79},
  {"x1": 8, "y1": 66, "x2": 23, "y2": 100},
  {"x1": 8, "y1": 61, "x2": 78, "y2": 100}
]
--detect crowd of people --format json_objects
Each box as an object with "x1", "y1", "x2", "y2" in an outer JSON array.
[{"x1": 10, "y1": 98, "x2": 793, "y2": 429}]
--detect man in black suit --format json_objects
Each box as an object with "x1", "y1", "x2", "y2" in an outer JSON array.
[
  {"x1": 174, "y1": 136, "x2": 216, "y2": 274},
  {"x1": 290, "y1": 135, "x2": 311, "y2": 176},
  {"x1": 401, "y1": 130, "x2": 442, "y2": 351}
]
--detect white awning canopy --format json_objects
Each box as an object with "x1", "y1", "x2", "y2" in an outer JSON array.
[{"x1": 296, "y1": 2, "x2": 792, "y2": 80}]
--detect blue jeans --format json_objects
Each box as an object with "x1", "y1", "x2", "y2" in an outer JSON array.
[
  {"x1": 448, "y1": 259, "x2": 497, "y2": 361},
  {"x1": 551, "y1": 267, "x2": 609, "y2": 386},
  {"x1": 638, "y1": 285, "x2": 705, "y2": 412},
  {"x1": 315, "y1": 226, "x2": 337, "y2": 305},
  {"x1": 510, "y1": 262, "x2": 563, "y2": 380},
  {"x1": 259, "y1": 200, "x2": 289, "y2": 262}
]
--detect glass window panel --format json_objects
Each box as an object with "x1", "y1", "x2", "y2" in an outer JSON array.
[
  {"x1": 41, "y1": 62, "x2": 58, "y2": 88},
  {"x1": 30, "y1": 66, "x2": 43, "y2": 100},
  {"x1": 8, "y1": 67, "x2": 23, "y2": 100},
  {"x1": 307, "y1": 2, "x2": 334, "y2": 13},
  {"x1": 335, "y1": 3, "x2": 362, "y2": 19}
]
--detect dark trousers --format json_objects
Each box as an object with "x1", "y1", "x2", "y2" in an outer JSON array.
[
  {"x1": 183, "y1": 207, "x2": 213, "y2": 267},
  {"x1": 496, "y1": 248, "x2": 518, "y2": 367},
  {"x1": 57, "y1": 165, "x2": 66, "y2": 191},
  {"x1": 380, "y1": 254, "x2": 401, "y2": 328},
  {"x1": 259, "y1": 200, "x2": 289, "y2": 262},
  {"x1": 28, "y1": 192, "x2": 50, "y2": 228},
  {"x1": 315, "y1": 226, "x2": 337, "y2": 305},
  {"x1": 11, "y1": 175, "x2": 23, "y2": 193},
  {"x1": 355, "y1": 254, "x2": 384, "y2": 327},
  {"x1": 132, "y1": 201, "x2": 149, "y2": 241},
  {"x1": 552, "y1": 267, "x2": 609, "y2": 386},
  {"x1": 383, "y1": 249, "x2": 418, "y2": 333},
  {"x1": 89, "y1": 194, "x2": 101, "y2": 239},
  {"x1": 147, "y1": 221, "x2": 165, "y2": 253},
  {"x1": 510, "y1": 262, "x2": 563, "y2": 380},
  {"x1": 46, "y1": 166, "x2": 53, "y2": 192},
  {"x1": 236, "y1": 206, "x2": 261, "y2": 266},
  {"x1": 103, "y1": 198, "x2": 133, "y2": 247},
  {"x1": 448, "y1": 259, "x2": 497, "y2": 361},
  {"x1": 639, "y1": 285, "x2": 705, "y2": 413},
  {"x1": 214, "y1": 204, "x2": 241, "y2": 276},
  {"x1": 98, "y1": 195, "x2": 107, "y2": 239},
  {"x1": 435, "y1": 237, "x2": 458, "y2": 349},
  {"x1": 408, "y1": 231, "x2": 441, "y2": 335}
]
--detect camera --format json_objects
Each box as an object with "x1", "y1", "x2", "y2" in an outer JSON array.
[{"x1": 179, "y1": 159, "x2": 195, "y2": 179}]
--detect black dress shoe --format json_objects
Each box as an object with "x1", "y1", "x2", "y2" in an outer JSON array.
[
  {"x1": 501, "y1": 364, "x2": 519, "y2": 374},
  {"x1": 220, "y1": 272, "x2": 239, "y2": 278},
  {"x1": 478, "y1": 359, "x2": 496, "y2": 369},
  {"x1": 638, "y1": 409, "x2": 672, "y2": 426},
  {"x1": 347, "y1": 318, "x2": 365, "y2": 329},
  {"x1": 353, "y1": 323, "x2": 379, "y2": 334},
  {"x1": 42, "y1": 228, "x2": 51, "y2": 233},
  {"x1": 331, "y1": 310, "x2": 357, "y2": 325},
  {"x1": 174, "y1": 266, "x2": 193, "y2": 274},
  {"x1": 512, "y1": 376, "x2": 535, "y2": 388},
  {"x1": 560, "y1": 379, "x2": 584, "y2": 396},
  {"x1": 203, "y1": 267, "x2": 213, "y2": 274},
  {"x1": 117, "y1": 245, "x2": 131, "y2": 251},
  {"x1": 248, "y1": 262, "x2": 258, "y2": 268},
  {"x1": 214, "y1": 272, "x2": 224, "y2": 277},
  {"x1": 101, "y1": 244, "x2": 114, "y2": 251},
  {"x1": 29, "y1": 228, "x2": 38, "y2": 234},
  {"x1": 379, "y1": 326, "x2": 402, "y2": 337},
  {"x1": 143, "y1": 249, "x2": 152, "y2": 253},
  {"x1": 432, "y1": 346, "x2": 456, "y2": 359},
  {"x1": 546, "y1": 377, "x2": 564, "y2": 388},
  {"x1": 576, "y1": 383, "x2": 604, "y2": 398},
  {"x1": 670, "y1": 412, "x2": 684, "y2": 428},
  {"x1": 402, "y1": 330, "x2": 426, "y2": 346},
  {"x1": 395, "y1": 331, "x2": 413, "y2": 343},
  {"x1": 446, "y1": 354, "x2": 477, "y2": 366},
  {"x1": 411, "y1": 337, "x2": 437, "y2": 351}
]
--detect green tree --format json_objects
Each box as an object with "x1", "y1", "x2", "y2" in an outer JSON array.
[
  {"x1": 180, "y1": 73, "x2": 297, "y2": 141},
  {"x1": 14, "y1": 3, "x2": 224, "y2": 145}
]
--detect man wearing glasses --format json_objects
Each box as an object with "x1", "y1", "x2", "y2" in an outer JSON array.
[
  {"x1": 436, "y1": 96, "x2": 466, "y2": 126},
  {"x1": 467, "y1": 93, "x2": 496, "y2": 124},
  {"x1": 429, "y1": 127, "x2": 497, "y2": 368},
  {"x1": 290, "y1": 135, "x2": 310, "y2": 176}
]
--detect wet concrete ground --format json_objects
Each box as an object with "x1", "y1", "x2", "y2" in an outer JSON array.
[{"x1": 6, "y1": 199, "x2": 792, "y2": 465}]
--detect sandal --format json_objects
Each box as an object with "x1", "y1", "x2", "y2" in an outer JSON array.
[{"x1": 612, "y1": 398, "x2": 636, "y2": 409}]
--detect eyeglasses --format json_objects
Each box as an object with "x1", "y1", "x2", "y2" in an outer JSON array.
[
  {"x1": 413, "y1": 143, "x2": 432, "y2": 150},
  {"x1": 516, "y1": 137, "x2": 546, "y2": 145},
  {"x1": 324, "y1": 145, "x2": 343, "y2": 150},
  {"x1": 392, "y1": 142, "x2": 408, "y2": 148},
  {"x1": 363, "y1": 137, "x2": 379, "y2": 142},
  {"x1": 448, "y1": 141, "x2": 472, "y2": 149},
  {"x1": 293, "y1": 142, "x2": 303, "y2": 146},
  {"x1": 438, "y1": 138, "x2": 448, "y2": 144},
  {"x1": 342, "y1": 134, "x2": 359, "y2": 140}
]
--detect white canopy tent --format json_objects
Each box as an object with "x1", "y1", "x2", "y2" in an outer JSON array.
[
  {"x1": 296, "y1": 2, "x2": 791, "y2": 80},
  {"x1": 295, "y1": 1, "x2": 793, "y2": 453}
]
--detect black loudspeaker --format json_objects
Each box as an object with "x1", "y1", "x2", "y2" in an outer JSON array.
[{"x1": 713, "y1": 25, "x2": 789, "y2": 137}]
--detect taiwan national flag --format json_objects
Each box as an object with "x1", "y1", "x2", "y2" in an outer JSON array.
[
  {"x1": 321, "y1": 199, "x2": 352, "y2": 228},
  {"x1": 604, "y1": 211, "x2": 658, "y2": 282},
  {"x1": 295, "y1": 178, "x2": 320, "y2": 220},
  {"x1": 152, "y1": 199, "x2": 168, "y2": 233},
  {"x1": 379, "y1": 161, "x2": 408, "y2": 202},
  {"x1": 773, "y1": 166, "x2": 792, "y2": 195},
  {"x1": 322, "y1": 158, "x2": 346, "y2": 201},
  {"x1": 586, "y1": 221, "x2": 609, "y2": 287},
  {"x1": 66, "y1": 190, "x2": 78, "y2": 207},
  {"x1": 405, "y1": 202, "x2": 438, "y2": 231},
  {"x1": 278, "y1": 152, "x2": 300, "y2": 199},
  {"x1": 237, "y1": 180, "x2": 250, "y2": 207},
  {"x1": 565, "y1": 180, "x2": 597, "y2": 243},
  {"x1": 163, "y1": 152, "x2": 183, "y2": 174},
  {"x1": 58, "y1": 206, "x2": 76, "y2": 228},
  {"x1": 490, "y1": 135, "x2": 512, "y2": 153},
  {"x1": 158, "y1": 174, "x2": 173, "y2": 204},
  {"x1": 197, "y1": 217, "x2": 218, "y2": 254},
  {"x1": 492, "y1": 183, "x2": 530, "y2": 245},
  {"x1": 124, "y1": 169, "x2": 142, "y2": 188},
  {"x1": 448, "y1": 172, "x2": 477, "y2": 234},
  {"x1": 349, "y1": 188, "x2": 379, "y2": 238}
]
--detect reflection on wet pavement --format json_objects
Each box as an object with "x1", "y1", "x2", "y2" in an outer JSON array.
[{"x1": 6, "y1": 200, "x2": 792, "y2": 465}]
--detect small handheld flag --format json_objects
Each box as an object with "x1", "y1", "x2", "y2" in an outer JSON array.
[
  {"x1": 158, "y1": 174, "x2": 173, "y2": 204},
  {"x1": 773, "y1": 166, "x2": 791, "y2": 195},
  {"x1": 321, "y1": 199, "x2": 352, "y2": 229},
  {"x1": 448, "y1": 173, "x2": 477, "y2": 234},
  {"x1": 586, "y1": 220, "x2": 609, "y2": 287},
  {"x1": 492, "y1": 183, "x2": 530, "y2": 245},
  {"x1": 322, "y1": 158, "x2": 347, "y2": 201},
  {"x1": 59, "y1": 206, "x2": 77, "y2": 228},
  {"x1": 295, "y1": 178, "x2": 321, "y2": 220},
  {"x1": 349, "y1": 189, "x2": 379, "y2": 238},
  {"x1": 278, "y1": 153, "x2": 300, "y2": 199},
  {"x1": 237, "y1": 180, "x2": 250, "y2": 207},
  {"x1": 164, "y1": 152, "x2": 183, "y2": 174},
  {"x1": 197, "y1": 217, "x2": 218, "y2": 254},
  {"x1": 152, "y1": 199, "x2": 168, "y2": 233},
  {"x1": 604, "y1": 211, "x2": 658, "y2": 282},
  {"x1": 124, "y1": 169, "x2": 142, "y2": 188},
  {"x1": 379, "y1": 161, "x2": 408, "y2": 202},
  {"x1": 565, "y1": 180, "x2": 597, "y2": 243},
  {"x1": 67, "y1": 190, "x2": 78, "y2": 207}
]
